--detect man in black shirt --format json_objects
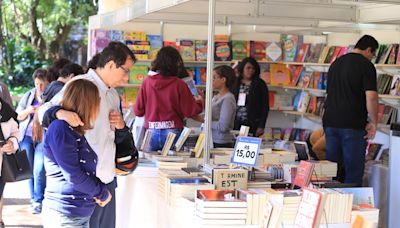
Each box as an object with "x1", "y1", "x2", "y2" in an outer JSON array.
[{"x1": 322, "y1": 35, "x2": 379, "y2": 186}]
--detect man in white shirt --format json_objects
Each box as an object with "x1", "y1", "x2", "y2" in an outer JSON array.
[{"x1": 39, "y1": 42, "x2": 136, "y2": 228}]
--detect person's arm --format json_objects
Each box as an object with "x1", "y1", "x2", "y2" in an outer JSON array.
[
  {"x1": 48, "y1": 121, "x2": 109, "y2": 201},
  {"x1": 0, "y1": 118, "x2": 21, "y2": 154},
  {"x1": 365, "y1": 91, "x2": 378, "y2": 139},
  {"x1": 256, "y1": 81, "x2": 269, "y2": 136},
  {"x1": 133, "y1": 84, "x2": 146, "y2": 117},
  {"x1": 16, "y1": 91, "x2": 33, "y2": 121},
  {"x1": 212, "y1": 96, "x2": 236, "y2": 133}
]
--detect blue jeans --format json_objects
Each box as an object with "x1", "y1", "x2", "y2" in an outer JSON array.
[
  {"x1": 146, "y1": 128, "x2": 183, "y2": 152},
  {"x1": 21, "y1": 135, "x2": 46, "y2": 205},
  {"x1": 42, "y1": 206, "x2": 90, "y2": 228},
  {"x1": 324, "y1": 127, "x2": 367, "y2": 186}
]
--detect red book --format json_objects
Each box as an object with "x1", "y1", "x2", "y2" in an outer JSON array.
[
  {"x1": 250, "y1": 41, "x2": 267, "y2": 61},
  {"x1": 308, "y1": 96, "x2": 317, "y2": 114},
  {"x1": 313, "y1": 72, "x2": 320, "y2": 89},
  {"x1": 377, "y1": 104, "x2": 385, "y2": 123},
  {"x1": 291, "y1": 66, "x2": 304, "y2": 86},
  {"x1": 163, "y1": 41, "x2": 179, "y2": 50},
  {"x1": 291, "y1": 160, "x2": 315, "y2": 189},
  {"x1": 296, "y1": 44, "x2": 310, "y2": 62},
  {"x1": 329, "y1": 46, "x2": 343, "y2": 63},
  {"x1": 269, "y1": 91, "x2": 276, "y2": 109}
]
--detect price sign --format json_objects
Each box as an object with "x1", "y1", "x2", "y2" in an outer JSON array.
[{"x1": 231, "y1": 136, "x2": 261, "y2": 166}]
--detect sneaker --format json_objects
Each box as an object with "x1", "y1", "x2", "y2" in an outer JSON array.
[{"x1": 30, "y1": 203, "x2": 42, "y2": 214}]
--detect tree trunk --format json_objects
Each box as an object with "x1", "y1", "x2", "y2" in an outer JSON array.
[{"x1": 30, "y1": 0, "x2": 46, "y2": 53}]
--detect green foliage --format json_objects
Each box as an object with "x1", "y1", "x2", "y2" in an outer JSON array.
[{"x1": 0, "y1": 39, "x2": 49, "y2": 88}]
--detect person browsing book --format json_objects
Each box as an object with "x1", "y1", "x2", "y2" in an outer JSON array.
[
  {"x1": 134, "y1": 46, "x2": 204, "y2": 151},
  {"x1": 231, "y1": 57, "x2": 269, "y2": 137},
  {"x1": 42, "y1": 79, "x2": 111, "y2": 228},
  {"x1": 211, "y1": 65, "x2": 236, "y2": 148},
  {"x1": 322, "y1": 35, "x2": 379, "y2": 186},
  {"x1": 38, "y1": 42, "x2": 136, "y2": 228}
]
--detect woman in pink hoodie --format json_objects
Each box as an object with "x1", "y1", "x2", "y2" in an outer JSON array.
[{"x1": 134, "y1": 46, "x2": 203, "y2": 152}]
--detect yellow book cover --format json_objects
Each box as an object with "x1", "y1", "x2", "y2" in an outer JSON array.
[
  {"x1": 124, "y1": 87, "x2": 139, "y2": 107},
  {"x1": 270, "y1": 64, "x2": 291, "y2": 86}
]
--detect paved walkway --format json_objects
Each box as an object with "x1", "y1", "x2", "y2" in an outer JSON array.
[{"x1": 2, "y1": 180, "x2": 42, "y2": 227}]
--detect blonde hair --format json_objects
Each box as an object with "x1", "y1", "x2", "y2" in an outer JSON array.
[{"x1": 61, "y1": 79, "x2": 100, "y2": 135}]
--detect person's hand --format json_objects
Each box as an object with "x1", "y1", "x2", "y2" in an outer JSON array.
[
  {"x1": 56, "y1": 109, "x2": 84, "y2": 127},
  {"x1": 28, "y1": 105, "x2": 36, "y2": 114},
  {"x1": 109, "y1": 110, "x2": 125, "y2": 130},
  {"x1": 196, "y1": 89, "x2": 205, "y2": 106},
  {"x1": 365, "y1": 122, "x2": 377, "y2": 140},
  {"x1": 255, "y1": 128, "x2": 265, "y2": 137},
  {"x1": 1, "y1": 140, "x2": 14, "y2": 154},
  {"x1": 94, "y1": 190, "x2": 112, "y2": 207}
]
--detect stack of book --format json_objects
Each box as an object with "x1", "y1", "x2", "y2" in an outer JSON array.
[
  {"x1": 168, "y1": 177, "x2": 214, "y2": 206},
  {"x1": 195, "y1": 189, "x2": 247, "y2": 225},
  {"x1": 263, "y1": 150, "x2": 297, "y2": 165},
  {"x1": 156, "y1": 161, "x2": 188, "y2": 170},
  {"x1": 311, "y1": 160, "x2": 338, "y2": 180},
  {"x1": 318, "y1": 188, "x2": 354, "y2": 224},
  {"x1": 158, "y1": 169, "x2": 191, "y2": 200}
]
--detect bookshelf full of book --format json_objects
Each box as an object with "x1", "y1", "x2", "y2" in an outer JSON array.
[{"x1": 93, "y1": 30, "x2": 400, "y2": 133}]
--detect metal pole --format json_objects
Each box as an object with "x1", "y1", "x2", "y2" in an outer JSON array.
[{"x1": 204, "y1": 0, "x2": 216, "y2": 165}]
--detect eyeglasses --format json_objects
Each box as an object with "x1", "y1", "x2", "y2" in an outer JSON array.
[{"x1": 119, "y1": 66, "x2": 130, "y2": 75}]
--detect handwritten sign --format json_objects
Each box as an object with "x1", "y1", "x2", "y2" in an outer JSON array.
[{"x1": 212, "y1": 169, "x2": 248, "y2": 190}]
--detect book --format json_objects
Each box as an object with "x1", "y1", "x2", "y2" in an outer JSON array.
[
  {"x1": 305, "y1": 44, "x2": 324, "y2": 63},
  {"x1": 129, "y1": 65, "x2": 148, "y2": 84},
  {"x1": 124, "y1": 87, "x2": 139, "y2": 108},
  {"x1": 281, "y1": 34, "x2": 302, "y2": 62},
  {"x1": 270, "y1": 64, "x2": 291, "y2": 86},
  {"x1": 250, "y1": 41, "x2": 267, "y2": 61},
  {"x1": 214, "y1": 41, "x2": 232, "y2": 61},
  {"x1": 296, "y1": 43, "x2": 310, "y2": 62},
  {"x1": 163, "y1": 41, "x2": 179, "y2": 50},
  {"x1": 194, "y1": 133, "x2": 205, "y2": 158},
  {"x1": 175, "y1": 127, "x2": 192, "y2": 152},
  {"x1": 329, "y1": 46, "x2": 343, "y2": 63},
  {"x1": 290, "y1": 66, "x2": 304, "y2": 86},
  {"x1": 297, "y1": 71, "x2": 314, "y2": 88},
  {"x1": 318, "y1": 46, "x2": 330, "y2": 63},
  {"x1": 147, "y1": 35, "x2": 163, "y2": 60},
  {"x1": 140, "y1": 130, "x2": 153, "y2": 152},
  {"x1": 389, "y1": 75, "x2": 400, "y2": 96},
  {"x1": 232, "y1": 40, "x2": 250, "y2": 60},
  {"x1": 196, "y1": 189, "x2": 247, "y2": 207},
  {"x1": 239, "y1": 125, "x2": 250, "y2": 137},
  {"x1": 195, "y1": 40, "x2": 208, "y2": 61},
  {"x1": 266, "y1": 42, "x2": 282, "y2": 62},
  {"x1": 324, "y1": 46, "x2": 337, "y2": 63},
  {"x1": 296, "y1": 92, "x2": 311, "y2": 113},
  {"x1": 182, "y1": 76, "x2": 198, "y2": 97},
  {"x1": 291, "y1": 160, "x2": 315, "y2": 189},
  {"x1": 194, "y1": 67, "x2": 207, "y2": 85},
  {"x1": 161, "y1": 132, "x2": 177, "y2": 156},
  {"x1": 178, "y1": 39, "x2": 195, "y2": 61},
  {"x1": 294, "y1": 188, "x2": 327, "y2": 228}
]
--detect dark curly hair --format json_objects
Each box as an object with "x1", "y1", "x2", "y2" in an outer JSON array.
[
  {"x1": 237, "y1": 57, "x2": 261, "y2": 80},
  {"x1": 151, "y1": 46, "x2": 183, "y2": 76}
]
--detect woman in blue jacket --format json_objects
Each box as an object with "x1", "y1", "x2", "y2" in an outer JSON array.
[{"x1": 42, "y1": 79, "x2": 111, "y2": 228}]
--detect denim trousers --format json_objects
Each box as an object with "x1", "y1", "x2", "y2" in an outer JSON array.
[
  {"x1": 21, "y1": 135, "x2": 46, "y2": 204},
  {"x1": 42, "y1": 206, "x2": 90, "y2": 228},
  {"x1": 324, "y1": 127, "x2": 367, "y2": 186},
  {"x1": 146, "y1": 128, "x2": 183, "y2": 152}
]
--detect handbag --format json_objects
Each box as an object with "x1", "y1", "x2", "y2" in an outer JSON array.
[
  {"x1": 1, "y1": 136, "x2": 33, "y2": 182},
  {"x1": 115, "y1": 129, "x2": 139, "y2": 176}
]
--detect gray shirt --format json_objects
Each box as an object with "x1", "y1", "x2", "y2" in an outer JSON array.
[{"x1": 212, "y1": 92, "x2": 236, "y2": 144}]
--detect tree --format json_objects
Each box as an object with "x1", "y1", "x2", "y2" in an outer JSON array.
[
  {"x1": 0, "y1": 0, "x2": 97, "y2": 89},
  {"x1": 1, "y1": 0, "x2": 97, "y2": 59}
]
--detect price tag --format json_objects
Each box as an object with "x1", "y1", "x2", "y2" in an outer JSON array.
[{"x1": 231, "y1": 136, "x2": 261, "y2": 166}]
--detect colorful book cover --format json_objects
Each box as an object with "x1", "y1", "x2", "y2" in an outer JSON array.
[
  {"x1": 283, "y1": 128, "x2": 293, "y2": 141},
  {"x1": 389, "y1": 75, "x2": 400, "y2": 96},
  {"x1": 272, "y1": 128, "x2": 282, "y2": 140},
  {"x1": 129, "y1": 65, "x2": 148, "y2": 84},
  {"x1": 92, "y1": 30, "x2": 110, "y2": 56},
  {"x1": 293, "y1": 92, "x2": 302, "y2": 111},
  {"x1": 337, "y1": 47, "x2": 348, "y2": 58},
  {"x1": 313, "y1": 72, "x2": 321, "y2": 89},
  {"x1": 265, "y1": 42, "x2": 282, "y2": 62},
  {"x1": 108, "y1": 30, "x2": 124, "y2": 42},
  {"x1": 396, "y1": 45, "x2": 400, "y2": 65},
  {"x1": 195, "y1": 67, "x2": 207, "y2": 85},
  {"x1": 163, "y1": 41, "x2": 179, "y2": 50},
  {"x1": 308, "y1": 96, "x2": 317, "y2": 113},
  {"x1": 324, "y1": 46, "x2": 337, "y2": 63},
  {"x1": 178, "y1": 39, "x2": 195, "y2": 61},
  {"x1": 329, "y1": 46, "x2": 343, "y2": 64},
  {"x1": 250, "y1": 41, "x2": 267, "y2": 61},
  {"x1": 296, "y1": 43, "x2": 310, "y2": 62},
  {"x1": 195, "y1": 40, "x2": 208, "y2": 61},
  {"x1": 281, "y1": 34, "x2": 302, "y2": 62},
  {"x1": 388, "y1": 44, "x2": 399, "y2": 64},
  {"x1": 125, "y1": 87, "x2": 140, "y2": 108},
  {"x1": 291, "y1": 161, "x2": 315, "y2": 189},
  {"x1": 124, "y1": 31, "x2": 147, "y2": 41},
  {"x1": 260, "y1": 64, "x2": 271, "y2": 85},
  {"x1": 214, "y1": 35, "x2": 230, "y2": 42},
  {"x1": 317, "y1": 73, "x2": 327, "y2": 90},
  {"x1": 297, "y1": 71, "x2": 314, "y2": 88},
  {"x1": 305, "y1": 43, "x2": 324, "y2": 63},
  {"x1": 270, "y1": 64, "x2": 291, "y2": 86},
  {"x1": 232, "y1": 40, "x2": 250, "y2": 60},
  {"x1": 214, "y1": 41, "x2": 232, "y2": 61},
  {"x1": 290, "y1": 66, "x2": 304, "y2": 86},
  {"x1": 317, "y1": 46, "x2": 330, "y2": 64},
  {"x1": 296, "y1": 92, "x2": 311, "y2": 113},
  {"x1": 147, "y1": 35, "x2": 163, "y2": 60}
]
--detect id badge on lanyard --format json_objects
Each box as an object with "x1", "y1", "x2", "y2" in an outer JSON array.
[{"x1": 237, "y1": 93, "x2": 246, "y2": 106}]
